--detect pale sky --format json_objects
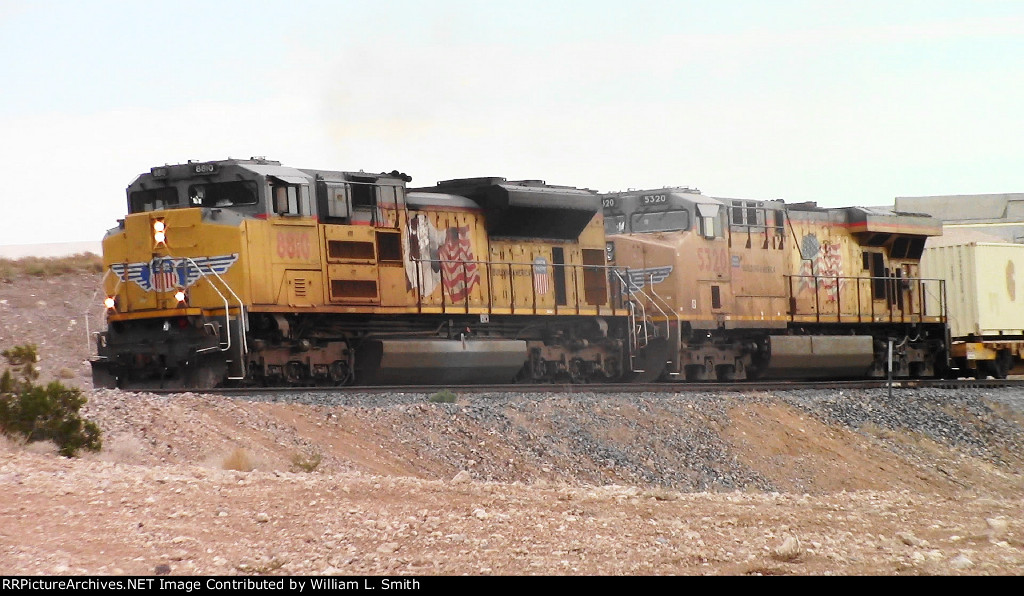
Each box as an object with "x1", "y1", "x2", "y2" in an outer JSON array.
[{"x1": 2, "y1": 0, "x2": 1023, "y2": 246}]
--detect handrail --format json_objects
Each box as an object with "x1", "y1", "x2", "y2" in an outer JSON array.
[
  {"x1": 86, "y1": 268, "x2": 117, "y2": 356},
  {"x1": 98, "y1": 253, "x2": 249, "y2": 379},
  {"x1": 181, "y1": 256, "x2": 248, "y2": 380},
  {"x1": 611, "y1": 269, "x2": 646, "y2": 353},
  {"x1": 784, "y1": 273, "x2": 947, "y2": 322},
  {"x1": 408, "y1": 257, "x2": 627, "y2": 315},
  {"x1": 610, "y1": 267, "x2": 678, "y2": 373},
  {"x1": 646, "y1": 274, "x2": 681, "y2": 374}
]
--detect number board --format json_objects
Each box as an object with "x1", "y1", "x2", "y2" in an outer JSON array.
[{"x1": 641, "y1": 194, "x2": 668, "y2": 206}]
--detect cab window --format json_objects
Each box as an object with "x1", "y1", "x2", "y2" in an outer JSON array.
[
  {"x1": 604, "y1": 214, "x2": 626, "y2": 235},
  {"x1": 351, "y1": 182, "x2": 378, "y2": 210},
  {"x1": 630, "y1": 210, "x2": 690, "y2": 233},
  {"x1": 696, "y1": 203, "x2": 722, "y2": 238},
  {"x1": 272, "y1": 182, "x2": 310, "y2": 216},
  {"x1": 129, "y1": 187, "x2": 179, "y2": 213},
  {"x1": 188, "y1": 181, "x2": 258, "y2": 208}
]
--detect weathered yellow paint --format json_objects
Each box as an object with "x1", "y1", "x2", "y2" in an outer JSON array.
[
  {"x1": 102, "y1": 199, "x2": 627, "y2": 322},
  {"x1": 951, "y1": 342, "x2": 997, "y2": 361},
  {"x1": 102, "y1": 209, "x2": 250, "y2": 316}
]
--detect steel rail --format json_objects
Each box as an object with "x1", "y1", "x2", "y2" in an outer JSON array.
[{"x1": 137, "y1": 377, "x2": 1024, "y2": 397}]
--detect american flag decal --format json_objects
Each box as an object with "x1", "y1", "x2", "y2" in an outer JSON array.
[
  {"x1": 437, "y1": 227, "x2": 479, "y2": 302},
  {"x1": 533, "y1": 257, "x2": 550, "y2": 296},
  {"x1": 150, "y1": 259, "x2": 183, "y2": 292}
]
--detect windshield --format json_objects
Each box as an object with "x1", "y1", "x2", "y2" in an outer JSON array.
[
  {"x1": 188, "y1": 181, "x2": 258, "y2": 208},
  {"x1": 630, "y1": 210, "x2": 690, "y2": 233},
  {"x1": 129, "y1": 187, "x2": 180, "y2": 213}
]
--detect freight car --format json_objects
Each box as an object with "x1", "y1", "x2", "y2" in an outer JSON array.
[
  {"x1": 921, "y1": 240, "x2": 1024, "y2": 378},
  {"x1": 602, "y1": 188, "x2": 950, "y2": 381},
  {"x1": 91, "y1": 158, "x2": 633, "y2": 389}
]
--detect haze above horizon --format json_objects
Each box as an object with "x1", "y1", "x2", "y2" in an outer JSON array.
[{"x1": 2, "y1": 0, "x2": 1022, "y2": 246}]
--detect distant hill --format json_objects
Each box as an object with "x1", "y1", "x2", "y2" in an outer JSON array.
[{"x1": 0, "y1": 241, "x2": 103, "y2": 259}]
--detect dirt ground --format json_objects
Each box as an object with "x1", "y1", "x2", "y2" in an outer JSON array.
[{"x1": 1, "y1": 273, "x2": 1023, "y2": 576}]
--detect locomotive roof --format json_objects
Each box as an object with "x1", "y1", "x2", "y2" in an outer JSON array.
[
  {"x1": 895, "y1": 193, "x2": 1024, "y2": 222},
  {"x1": 605, "y1": 186, "x2": 703, "y2": 197},
  {"x1": 133, "y1": 158, "x2": 411, "y2": 187},
  {"x1": 239, "y1": 163, "x2": 311, "y2": 184},
  {"x1": 406, "y1": 191, "x2": 480, "y2": 210},
  {"x1": 131, "y1": 158, "x2": 308, "y2": 187},
  {"x1": 847, "y1": 206, "x2": 942, "y2": 236},
  {"x1": 603, "y1": 188, "x2": 724, "y2": 210},
  {"x1": 413, "y1": 177, "x2": 600, "y2": 239}
]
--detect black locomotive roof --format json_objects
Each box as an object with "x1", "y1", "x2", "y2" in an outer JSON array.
[{"x1": 414, "y1": 177, "x2": 600, "y2": 240}]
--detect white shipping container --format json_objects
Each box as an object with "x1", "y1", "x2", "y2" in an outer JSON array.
[{"x1": 921, "y1": 243, "x2": 1024, "y2": 339}]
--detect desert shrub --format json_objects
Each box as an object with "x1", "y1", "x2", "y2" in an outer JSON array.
[
  {"x1": 290, "y1": 449, "x2": 323, "y2": 473},
  {"x1": 0, "y1": 253, "x2": 102, "y2": 280},
  {"x1": 0, "y1": 344, "x2": 102, "y2": 457},
  {"x1": 222, "y1": 447, "x2": 255, "y2": 471},
  {"x1": 21, "y1": 260, "x2": 49, "y2": 277},
  {"x1": 428, "y1": 389, "x2": 458, "y2": 403}
]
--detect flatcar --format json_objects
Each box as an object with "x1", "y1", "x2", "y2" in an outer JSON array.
[
  {"x1": 602, "y1": 188, "x2": 949, "y2": 381},
  {"x1": 91, "y1": 158, "x2": 631, "y2": 389}
]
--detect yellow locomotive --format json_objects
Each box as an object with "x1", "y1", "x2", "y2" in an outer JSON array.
[
  {"x1": 92, "y1": 158, "x2": 630, "y2": 389},
  {"x1": 603, "y1": 188, "x2": 949, "y2": 380},
  {"x1": 92, "y1": 158, "x2": 951, "y2": 389}
]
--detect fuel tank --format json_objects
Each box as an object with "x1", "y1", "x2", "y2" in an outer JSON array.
[
  {"x1": 356, "y1": 339, "x2": 528, "y2": 385},
  {"x1": 762, "y1": 335, "x2": 875, "y2": 379}
]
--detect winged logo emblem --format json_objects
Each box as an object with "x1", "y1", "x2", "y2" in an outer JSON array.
[
  {"x1": 110, "y1": 254, "x2": 239, "y2": 293},
  {"x1": 622, "y1": 266, "x2": 673, "y2": 293}
]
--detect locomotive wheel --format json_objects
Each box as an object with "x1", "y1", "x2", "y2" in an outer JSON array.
[
  {"x1": 632, "y1": 338, "x2": 669, "y2": 383},
  {"x1": 715, "y1": 364, "x2": 736, "y2": 381},
  {"x1": 286, "y1": 361, "x2": 307, "y2": 385},
  {"x1": 329, "y1": 360, "x2": 351, "y2": 385},
  {"x1": 973, "y1": 362, "x2": 992, "y2": 380},
  {"x1": 704, "y1": 358, "x2": 716, "y2": 380},
  {"x1": 994, "y1": 350, "x2": 1013, "y2": 380},
  {"x1": 684, "y1": 359, "x2": 716, "y2": 381},
  {"x1": 970, "y1": 358, "x2": 1007, "y2": 380}
]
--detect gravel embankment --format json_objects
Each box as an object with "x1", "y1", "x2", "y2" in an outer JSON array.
[
  {"x1": 178, "y1": 386, "x2": 1024, "y2": 494},
  {"x1": 4, "y1": 384, "x2": 1023, "y2": 576}
]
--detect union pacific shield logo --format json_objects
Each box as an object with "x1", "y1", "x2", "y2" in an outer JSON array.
[
  {"x1": 623, "y1": 266, "x2": 673, "y2": 293},
  {"x1": 111, "y1": 254, "x2": 239, "y2": 293}
]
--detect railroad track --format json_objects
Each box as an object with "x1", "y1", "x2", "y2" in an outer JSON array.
[{"x1": 140, "y1": 377, "x2": 1024, "y2": 397}]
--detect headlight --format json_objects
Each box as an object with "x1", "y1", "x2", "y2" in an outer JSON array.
[{"x1": 153, "y1": 219, "x2": 167, "y2": 245}]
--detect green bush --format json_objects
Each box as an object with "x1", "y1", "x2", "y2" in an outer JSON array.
[
  {"x1": 0, "y1": 344, "x2": 102, "y2": 457},
  {"x1": 428, "y1": 389, "x2": 458, "y2": 403},
  {"x1": 290, "y1": 449, "x2": 323, "y2": 473}
]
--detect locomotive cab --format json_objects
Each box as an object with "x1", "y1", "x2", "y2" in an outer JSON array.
[
  {"x1": 604, "y1": 188, "x2": 948, "y2": 382},
  {"x1": 93, "y1": 158, "x2": 413, "y2": 388},
  {"x1": 603, "y1": 188, "x2": 764, "y2": 379},
  {"x1": 127, "y1": 158, "x2": 307, "y2": 217},
  {"x1": 93, "y1": 159, "x2": 630, "y2": 389}
]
